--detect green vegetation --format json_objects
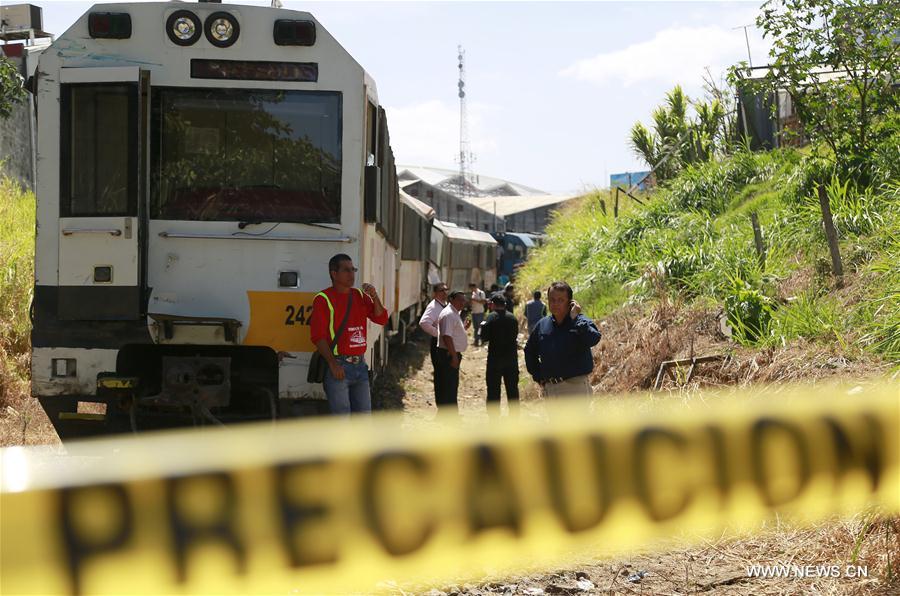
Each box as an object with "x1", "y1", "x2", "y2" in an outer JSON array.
[
  {"x1": 629, "y1": 84, "x2": 737, "y2": 183},
  {"x1": 739, "y1": 0, "x2": 900, "y2": 182},
  {"x1": 518, "y1": 126, "x2": 900, "y2": 364},
  {"x1": 524, "y1": 0, "x2": 899, "y2": 367},
  {"x1": 0, "y1": 56, "x2": 26, "y2": 119},
  {"x1": 0, "y1": 174, "x2": 35, "y2": 381}
]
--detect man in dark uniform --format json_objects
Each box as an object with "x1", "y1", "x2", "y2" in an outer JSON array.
[{"x1": 480, "y1": 294, "x2": 520, "y2": 417}]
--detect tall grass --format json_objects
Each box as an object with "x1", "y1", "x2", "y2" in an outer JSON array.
[
  {"x1": 517, "y1": 135, "x2": 900, "y2": 365},
  {"x1": 0, "y1": 174, "x2": 35, "y2": 383}
]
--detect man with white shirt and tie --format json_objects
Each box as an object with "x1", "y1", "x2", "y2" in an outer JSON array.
[
  {"x1": 437, "y1": 290, "x2": 470, "y2": 411},
  {"x1": 418, "y1": 282, "x2": 449, "y2": 405}
]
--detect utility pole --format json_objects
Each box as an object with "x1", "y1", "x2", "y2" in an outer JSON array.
[
  {"x1": 732, "y1": 25, "x2": 755, "y2": 148},
  {"x1": 456, "y1": 45, "x2": 475, "y2": 199},
  {"x1": 732, "y1": 24, "x2": 753, "y2": 68}
]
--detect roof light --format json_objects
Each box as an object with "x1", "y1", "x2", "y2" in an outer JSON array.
[
  {"x1": 273, "y1": 20, "x2": 316, "y2": 46},
  {"x1": 89, "y1": 12, "x2": 132, "y2": 39},
  {"x1": 166, "y1": 10, "x2": 201, "y2": 46},
  {"x1": 205, "y1": 12, "x2": 239, "y2": 48}
]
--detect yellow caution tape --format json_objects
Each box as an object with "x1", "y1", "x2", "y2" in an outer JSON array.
[{"x1": 1, "y1": 383, "x2": 897, "y2": 594}]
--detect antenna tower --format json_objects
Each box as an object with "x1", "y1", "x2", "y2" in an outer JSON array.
[{"x1": 456, "y1": 45, "x2": 475, "y2": 197}]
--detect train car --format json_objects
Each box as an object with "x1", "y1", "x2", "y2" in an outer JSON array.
[
  {"x1": 391, "y1": 191, "x2": 433, "y2": 343},
  {"x1": 429, "y1": 220, "x2": 498, "y2": 292},
  {"x1": 30, "y1": 1, "x2": 406, "y2": 438},
  {"x1": 496, "y1": 232, "x2": 543, "y2": 282}
]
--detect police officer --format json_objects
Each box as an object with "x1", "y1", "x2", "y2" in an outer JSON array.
[{"x1": 480, "y1": 294, "x2": 520, "y2": 417}]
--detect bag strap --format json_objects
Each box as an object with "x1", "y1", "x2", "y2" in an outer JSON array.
[{"x1": 329, "y1": 288, "x2": 355, "y2": 352}]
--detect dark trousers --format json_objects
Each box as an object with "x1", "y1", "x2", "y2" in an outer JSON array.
[
  {"x1": 430, "y1": 337, "x2": 445, "y2": 405},
  {"x1": 435, "y1": 348, "x2": 461, "y2": 409},
  {"x1": 486, "y1": 358, "x2": 519, "y2": 404}
]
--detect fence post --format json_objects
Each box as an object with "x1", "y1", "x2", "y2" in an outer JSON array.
[
  {"x1": 750, "y1": 212, "x2": 766, "y2": 270},
  {"x1": 599, "y1": 198, "x2": 607, "y2": 216},
  {"x1": 818, "y1": 183, "x2": 843, "y2": 286},
  {"x1": 614, "y1": 188, "x2": 619, "y2": 218}
]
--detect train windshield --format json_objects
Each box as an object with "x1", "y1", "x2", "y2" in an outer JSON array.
[{"x1": 151, "y1": 88, "x2": 342, "y2": 223}]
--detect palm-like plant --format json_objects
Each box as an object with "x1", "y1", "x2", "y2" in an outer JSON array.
[{"x1": 628, "y1": 85, "x2": 734, "y2": 182}]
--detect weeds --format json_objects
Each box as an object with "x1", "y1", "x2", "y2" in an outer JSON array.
[
  {"x1": 518, "y1": 129, "x2": 899, "y2": 366},
  {"x1": 0, "y1": 175, "x2": 35, "y2": 408}
]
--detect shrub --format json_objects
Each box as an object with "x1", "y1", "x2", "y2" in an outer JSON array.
[{"x1": 0, "y1": 175, "x2": 35, "y2": 394}]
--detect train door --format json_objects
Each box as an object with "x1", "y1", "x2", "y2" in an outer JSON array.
[{"x1": 57, "y1": 67, "x2": 149, "y2": 320}]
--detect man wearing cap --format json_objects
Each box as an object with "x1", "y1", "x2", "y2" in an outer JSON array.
[
  {"x1": 502, "y1": 283, "x2": 516, "y2": 314},
  {"x1": 419, "y1": 282, "x2": 449, "y2": 405},
  {"x1": 479, "y1": 294, "x2": 520, "y2": 416},
  {"x1": 310, "y1": 254, "x2": 389, "y2": 415},
  {"x1": 436, "y1": 290, "x2": 470, "y2": 411},
  {"x1": 524, "y1": 281, "x2": 601, "y2": 398}
]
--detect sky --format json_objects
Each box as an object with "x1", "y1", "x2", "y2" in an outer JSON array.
[{"x1": 33, "y1": 0, "x2": 771, "y2": 194}]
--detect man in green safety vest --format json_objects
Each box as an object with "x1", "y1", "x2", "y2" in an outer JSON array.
[{"x1": 310, "y1": 254, "x2": 389, "y2": 414}]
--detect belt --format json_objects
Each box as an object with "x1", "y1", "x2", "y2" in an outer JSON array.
[
  {"x1": 545, "y1": 376, "x2": 568, "y2": 384},
  {"x1": 336, "y1": 355, "x2": 363, "y2": 364}
]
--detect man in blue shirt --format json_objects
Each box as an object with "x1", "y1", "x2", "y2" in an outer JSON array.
[
  {"x1": 524, "y1": 281, "x2": 601, "y2": 398},
  {"x1": 524, "y1": 290, "x2": 547, "y2": 335}
]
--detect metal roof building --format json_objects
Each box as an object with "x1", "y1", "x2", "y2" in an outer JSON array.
[
  {"x1": 397, "y1": 165, "x2": 548, "y2": 198},
  {"x1": 397, "y1": 166, "x2": 578, "y2": 234}
]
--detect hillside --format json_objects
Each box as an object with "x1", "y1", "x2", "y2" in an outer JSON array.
[{"x1": 518, "y1": 121, "x2": 900, "y2": 391}]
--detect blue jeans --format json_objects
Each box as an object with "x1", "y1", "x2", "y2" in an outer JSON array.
[{"x1": 323, "y1": 359, "x2": 371, "y2": 415}]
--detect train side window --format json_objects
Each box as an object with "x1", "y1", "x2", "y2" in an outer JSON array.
[
  {"x1": 366, "y1": 100, "x2": 377, "y2": 165},
  {"x1": 60, "y1": 84, "x2": 137, "y2": 217}
]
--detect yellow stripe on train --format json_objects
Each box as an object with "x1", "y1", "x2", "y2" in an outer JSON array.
[{"x1": 1, "y1": 384, "x2": 897, "y2": 594}]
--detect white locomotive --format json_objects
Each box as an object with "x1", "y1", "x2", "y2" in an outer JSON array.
[{"x1": 30, "y1": 1, "x2": 499, "y2": 439}]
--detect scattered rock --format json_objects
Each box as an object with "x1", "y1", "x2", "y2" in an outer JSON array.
[
  {"x1": 626, "y1": 570, "x2": 648, "y2": 583},
  {"x1": 523, "y1": 588, "x2": 545, "y2": 596},
  {"x1": 575, "y1": 578, "x2": 595, "y2": 591}
]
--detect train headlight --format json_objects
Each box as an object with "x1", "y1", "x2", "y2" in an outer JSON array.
[
  {"x1": 166, "y1": 10, "x2": 201, "y2": 46},
  {"x1": 205, "y1": 12, "x2": 240, "y2": 48}
]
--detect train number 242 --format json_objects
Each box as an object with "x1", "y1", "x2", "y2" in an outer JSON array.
[{"x1": 284, "y1": 305, "x2": 312, "y2": 326}]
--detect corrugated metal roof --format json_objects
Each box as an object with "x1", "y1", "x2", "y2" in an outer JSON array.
[
  {"x1": 434, "y1": 220, "x2": 497, "y2": 244},
  {"x1": 399, "y1": 190, "x2": 435, "y2": 220},
  {"x1": 396, "y1": 165, "x2": 547, "y2": 197},
  {"x1": 462, "y1": 194, "x2": 578, "y2": 217},
  {"x1": 504, "y1": 232, "x2": 537, "y2": 248}
]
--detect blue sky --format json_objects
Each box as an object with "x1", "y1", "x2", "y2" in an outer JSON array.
[{"x1": 36, "y1": 1, "x2": 769, "y2": 193}]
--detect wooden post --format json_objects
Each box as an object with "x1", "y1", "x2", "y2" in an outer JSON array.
[
  {"x1": 818, "y1": 183, "x2": 844, "y2": 285},
  {"x1": 750, "y1": 212, "x2": 766, "y2": 270},
  {"x1": 599, "y1": 198, "x2": 607, "y2": 216},
  {"x1": 614, "y1": 188, "x2": 619, "y2": 218}
]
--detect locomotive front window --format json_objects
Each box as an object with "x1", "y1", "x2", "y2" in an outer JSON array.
[
  {"x1": 60, "y1": 84, "x2": 137, "y2": 217},
  {"x1": 151, "y1": 88, "x2": 342, "y2": 223}
]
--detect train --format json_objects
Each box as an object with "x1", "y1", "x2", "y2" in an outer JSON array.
[{"x1": 28, "y1": 1, "x2": 537, "y2": 440}]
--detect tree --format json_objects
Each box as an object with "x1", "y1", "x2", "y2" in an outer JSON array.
[
  {"x1": 0, "y1": 56, "x2": 26, "y2": 119},
  {"x1": 742, "y1": 0, "x2": 899, "y2": 180}
]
